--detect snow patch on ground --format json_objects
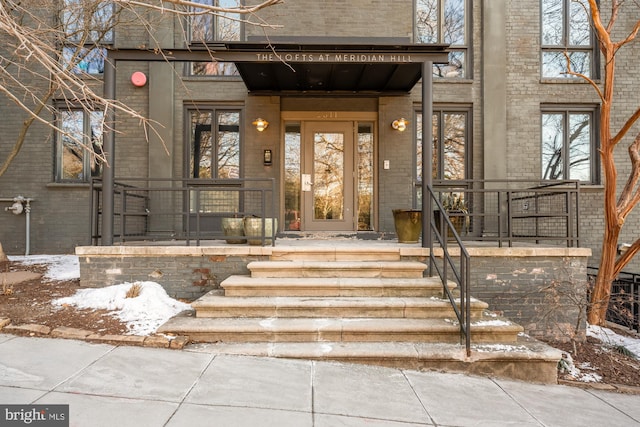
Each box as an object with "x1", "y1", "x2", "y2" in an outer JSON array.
[
  {"x1": 53, "y1": 281, "x2": 191, "y2": 336},
  {"x1": 588, "y1": 324, "x2": 640, "y2": 359},
  {"x1": 9, "y1": 255, "x2": 79, "y2": 281}
]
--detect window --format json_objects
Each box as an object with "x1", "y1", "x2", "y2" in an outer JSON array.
[
  {"x1": 188, "y1": 109, "x2": 241, "y2": 179},
  {"x1": 541, "y1": 0, "x2": 596, "y2": 78},
  {"x1": 416, "y1": 0, "x2": 469, "y2": 78},
  {"x1": 60, "y1": 0, "x2": 114, "y2": 74},
  {"x1": 415, "y1": 107, "x2": 470, "y2": 204},
  {"x1": 189, "y1": 0, "x2": 241, "y2": 76},
  {"x1": 55, "y1": 108, "x2": 104, "y2": 182},
  {"x1": 541, "y1": 106, "x2": 598, "y2": 183}
]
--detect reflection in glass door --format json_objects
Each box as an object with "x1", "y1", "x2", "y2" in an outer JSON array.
[{"x1": 313, "y1": 131, "x2": 346, "y2": 220}]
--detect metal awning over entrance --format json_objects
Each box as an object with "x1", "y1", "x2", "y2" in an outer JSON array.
[
  {"x1": 221, "y1": 38, "x2": 449, "y2": 93},
  {"x1": 102, "y1": 39, "x2": 449, "y2": 245},
  {"x1": 107, "y1": 38, "x2": 449, "y2": 94}
]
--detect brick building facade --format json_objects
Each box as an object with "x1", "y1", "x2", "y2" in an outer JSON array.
[{"x1": 0, "y1": 0, "x2": 638, "y2": 275}]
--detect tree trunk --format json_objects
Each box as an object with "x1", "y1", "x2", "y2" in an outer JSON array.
[
  {"x1": 0, "y1": 242, "x2": 7, "y2": 263},
  {"x1": 588, "y1": 227, "x2": 618, "y2": 325}
]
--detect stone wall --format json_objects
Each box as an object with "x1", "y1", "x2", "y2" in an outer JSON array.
[
  {"x1": 78, "y1": 245, "x2": 591, "y2": 342},
  {"x1": 463, "y1": 248, "x2": 591, "y2": 343},
  {"x1": 77, "y1": 248, "x2": 270, "y2": 300}
]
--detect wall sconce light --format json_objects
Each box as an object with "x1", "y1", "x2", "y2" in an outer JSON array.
[
  {"x1": 391, "y1": 118, "x2": 408, "y2": 132},
  {"x1": 253, "y1": 118, "x2": 269, "y2": 132},
  {"x1": 263, "y1": 149, "x2": 272, "y2": 166}
]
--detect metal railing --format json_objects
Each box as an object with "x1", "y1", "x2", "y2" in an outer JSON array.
[
  {"x1": 422, "y1": 179, "x2": 580, "y2": 247},
  {"x1": 422, "y1": 179, "x2": 580, "y2": 355},
  {"x1": 587, "y1": 267, "x2": 640, "y2": 332},
  {"x1": 90, "y1": 177, "x2": 277, "y2": 246},
  {"x1": 427, "y1": 185, "x2": 472, "y2": 356}
]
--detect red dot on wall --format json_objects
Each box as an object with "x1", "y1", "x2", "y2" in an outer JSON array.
[{"x1": 131, "y1": 71, "x2": 147, "y2": 87}]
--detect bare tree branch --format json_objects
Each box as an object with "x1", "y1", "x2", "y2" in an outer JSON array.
[
  {"x1": 586, "y1": 0, "x2": 640, "y2": 325},
  {"x1": 612, "y1": 107, "x2": 640, "y2": 145},
  {"x1": 0, "y1": 0, "x2": 281, "y2": 176},
  {"x1": 563, "y1": 52, "x2": 605, "y2": 102},
  {"x1": 617, "y1": 133, "x2": 640, "y2": 218}
]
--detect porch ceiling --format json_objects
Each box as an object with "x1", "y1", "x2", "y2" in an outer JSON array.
[{"x1": 234, "y1": 61, "x2": 425, "y2": 94}]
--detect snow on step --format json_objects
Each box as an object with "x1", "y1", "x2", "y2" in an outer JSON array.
[
  {"x1": 192, "y1": 295, "x2": 488, "y2": 319},
  {"x1": 159, "y1": 317, "x2": 523, "y2": 344},
  {"x1": 221, "y1": 276, "x2": 449, "y2": 297},
  {"x1": 247, "y1": 261, "x2": 427, "y2": 278}
]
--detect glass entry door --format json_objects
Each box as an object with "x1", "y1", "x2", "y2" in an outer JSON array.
[
  {"x1": 303, "y1": 122, "x2": 354, "y2": 231},
  {"x1": 284, "y1": 120, "x2": 374, "y2": 232}
]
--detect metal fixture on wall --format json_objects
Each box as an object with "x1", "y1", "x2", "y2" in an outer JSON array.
[
  {"x1": 263, "y1": 149, "x2": 273, "y2": 166},
  {"x1": 131, "y1": 71, "x2": 147, "y2": 87},
  {"x1": 1, "y1": 196, "x2": 34, "y2": 255},
  {"x1": 252, "y1": 118, "x2": 269, "y2": 132},
  {"x1": 391, "y1": 118, "x2": 408, "y2": 132}
]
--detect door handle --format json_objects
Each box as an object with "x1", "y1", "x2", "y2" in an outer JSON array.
[{"x1": 302, "y1": 174, "x2": 313, "y2": 191}]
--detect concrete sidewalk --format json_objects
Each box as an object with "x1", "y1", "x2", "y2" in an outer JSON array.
[{"x1": 0, "y1": 334, "x2": 639, "y2": 427}]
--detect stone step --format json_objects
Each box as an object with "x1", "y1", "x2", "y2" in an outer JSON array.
[
  {"x1": 270, "y1": 247, "x2": 402, "y2": 262},
  {"x1": 158, "y1": 315, "x2": 523, "y2": 344},
  {"x1": 247, "y1": 261, "x2": 427, "y2": 278},
  {"x1": 221, "y1": 276, "x2": 450, "y2": 297},
  {"x1": 192, "y1": 294, "x2": 488, "y2": 319},
  {"x1": 183, "y1": 336, "x2": 562, "y2": 384}
]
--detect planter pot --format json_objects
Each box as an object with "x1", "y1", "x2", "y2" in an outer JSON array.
[
  {"x1": 434, "y1": 210, "x2": 466, "y2": 239},
  {"x1": 243, "y1": 217, "x2": 277, "y2": 245},
  {"x1": 392, "y1": 209, "x2": 422, "y2": 243},
  {"x1": 221, "y1": 218, "x2": 246, "y2": 244}
]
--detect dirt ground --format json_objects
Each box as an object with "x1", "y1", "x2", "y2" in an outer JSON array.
[
  {"x1": 1, "y1": 259, "x2": 639, "y2": 390},
  {"x1": 0, "y1": 260, "x2": 128, "y2": 335}
]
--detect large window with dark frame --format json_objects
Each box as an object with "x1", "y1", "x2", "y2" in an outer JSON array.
[
  {"x1": 415, "y1": 0, "x2": 469, "y2": 78},
  {"x1": 60, "y1": 0, "x2": 114, "y2": 75},
  {"x1": 188, "y1": 108, "x2": 241, "y2": 179},
  {"x1": 188, "y1": 0, "x2": 241, "y2": 76},
  {"x1": 414, "y1": 107, "x2": 470, "y2": 205},
  {"x1": 541, "y1": 0, "x2": 597, "y2": 79},
  {"x1": 55, "y1": 107, "x2": 104, "y2": 182},
  {"x1": 541, "y1": 105, "x2": 599, "y2": 183}
]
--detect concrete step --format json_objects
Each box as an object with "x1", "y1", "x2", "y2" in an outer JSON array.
[
  {"x1": 221, "y1": 276, "x2": 450, "y2": 297},
  {"x1": 270, "y1": 247, "x2": 402, "y2": 262},
  {"x1": 192, "y1": 294, "x2": 488, "y2": 319},
  {"x1": 158, "y1": 315, "x2": 523, "y2": 344},
  {"x1": 183, "y1": 335, "x2": 562, "y2": 384},
  {"x1": 247, "y1": 261, "x2": 427, "y2": 278}
]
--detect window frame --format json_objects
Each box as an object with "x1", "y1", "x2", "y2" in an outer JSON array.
[
  {"x1": 540, "y1": 0, "x2": 599, "y2": 80},
  {"x1": 187, "y1": 0, "x2": 244, "y2": 77},
  {"x1": 59, "y1": 0, "x2": 115, "y2": 75},
  {"x1": 415, "y1": 0, "x2": 472, "y2": 79},
  {"x1": 54, "y1": 105, "x2": 104, "y2": 183},
  {"x1": 540, "y1": 104, "x2": 600, "y2": 184},
  {"x1": 185, "y1": 105, "x2": 244, "y2": 180},
  {"x1": 414, "y1": 105, "x2": 473, "y2": 206}
]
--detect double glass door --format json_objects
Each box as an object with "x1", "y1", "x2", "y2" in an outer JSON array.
[{"x1": 284, "y1": 120, "x2": 374, "y2": 232}]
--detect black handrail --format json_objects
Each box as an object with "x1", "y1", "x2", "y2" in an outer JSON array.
[{"x1": 426, "y1": 185, "x2": 472, "y2": 356}]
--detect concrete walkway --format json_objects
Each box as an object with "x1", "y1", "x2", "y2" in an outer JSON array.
[{"x1": 1, "y1": 334, "x2": 639, "y2": 427}]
